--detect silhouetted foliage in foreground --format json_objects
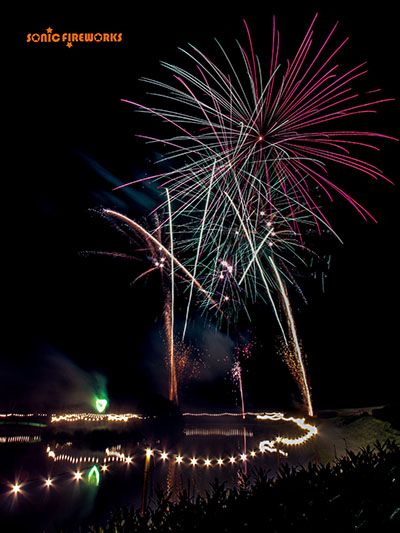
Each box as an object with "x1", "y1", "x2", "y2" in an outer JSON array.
[{"x1": 82, "y1": 441, "x2": 399, "y2": 532}]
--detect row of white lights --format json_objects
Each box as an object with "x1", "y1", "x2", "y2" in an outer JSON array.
[
  {"x1": 47, "y1": 445, "x2": 272, "y2": 465},
  {"x1": 50, "y1": 413, "x2": 142, "y2": 423},
  {"x1": 6, "y1": 447, "x2": 264, "y2": 498},
  {"x1": 2, "y1": 413, "x2": 318, "y2": 499},
  {"x1": 0, "y1": 413, "x2": 47, "y2": 418},
  {"x1": 5, "y1": 467, "x2": 107, "y2": 496}
]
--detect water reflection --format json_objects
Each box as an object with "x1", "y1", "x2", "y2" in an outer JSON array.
[
  {"x1": 0, "y1": 413, "x2": 318, "y2": 531},
  {"x1": 184, "y1": 427, "x2": 253, "y2": 436}
]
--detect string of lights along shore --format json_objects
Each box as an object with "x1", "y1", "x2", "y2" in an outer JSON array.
[
  {"x1": 0, "y1": 448, "x2": 282, "y2": 499},
  {"x1": 0, "y1": 411, "x2": 317, "y2": 499},
  {"x1": 94, "y1": 13, "x2": 396, "y2": 417}
]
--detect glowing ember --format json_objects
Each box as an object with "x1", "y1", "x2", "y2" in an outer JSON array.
[{"x1": 95, "y1": 398, "x2": 108, "y2": 413}]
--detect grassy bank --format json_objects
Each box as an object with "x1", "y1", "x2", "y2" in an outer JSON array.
[{"x1": 78, "y1": 440, "x2": 399, "y2": 533}]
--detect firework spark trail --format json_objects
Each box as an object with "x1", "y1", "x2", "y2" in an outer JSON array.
[
  {"x1": 107, "y1": 17, "x2": 394, "y2": 415},
  {"x1": 120, "y1": 15, "x2": 395, "y2": 258},
  {"x1": 103, "y1": 209, "x2": 219, "y2": 310},
  {"x1": 232, "y1": 360, "x2": 246, "y2": 420},
  {"x1": 238, "y1": 228, "x2": 274, "y2": 285},
  {"x1": 166, "y1": 189, "x2": 178, "y2": 403},
  {"x1": 224, "y1": 188, "x2": 313, "y2": 414},
  {"x1": 182, "y1": 160, "x2": 216, "y2": 341},
  {"x1": 224, "y1": 191, "x2": 287, "y2": 341},
  {"x1": 269, "y1": 257, "x2": 313, "y2": 417}
]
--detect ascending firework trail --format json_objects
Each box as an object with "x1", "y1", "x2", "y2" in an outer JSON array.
[{"x1": 106, "y1": 15, "x2": 395, "y2": 413}]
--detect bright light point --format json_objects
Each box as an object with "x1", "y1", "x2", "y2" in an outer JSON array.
[
  {"x1": 258, "y1": 135, "x2": 263, "y2": 141},
  {"x1": 224, "y1": 296, "x2": 229, "y2": 301},
  {"x1": 190, "y1": 457, "x2": 198, "y2": 466},
  {"x1": 250, "y1": 451, "x2": 256, "y2": 458},
  {"x1": 11, "y1": 483, "x2": 21, "y2": 494},
  {"x1": 160, "y1": 451, "x2": 168, "y2": 461},
  {"x1": 95, "y1": 398, "x2": 108, "y2": 413},
  {"x1": 87, "y1": 465, "x2": 100, "y2": 486},
  {"x1": 44, "y1": 478, "x2": 53, "y2": 488},
  {"x1": 260, "y1": 210, "x2": 266, "y2": 216},
  {"x1": 125, "y1": 456, "x2": 133, "y2": 464},
  {"x1": 175, "y1": 455, "x2": 183, "y2": 464},
  {"x1": 229, "y1": 456, "x2": 236, "y2": 464},
  {"x1": 267, "y1": 221, "x2": 272, "y2": 227},
  {"x1": 240, "y1": 453, "x2": 247, "y2": 462},
  {"x1": 145, "y1": 448, "x2": 153, "y2": 459},
  {"x1": 268, "y1": 241, "x2": 273, "y2": 247},
  {"x1": 220, "y1": 273, "x2": 224, "y2": 279},
  {"x1": 73, "y1": 471, "x2": 83, "y2": 481},
  {"x1": 101, "y1": 465, "x2": 109, "y2": 472},
  {"x1": 217, "y1": 458, "x2": 223, "y2": 466},
  {"x1": 204, "y1": 458, "x2": 211, "y2": 467}
]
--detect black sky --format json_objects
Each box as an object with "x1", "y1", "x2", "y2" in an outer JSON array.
[{"x1": 3, "y1": 2, "x2": 399, "y2": 412}]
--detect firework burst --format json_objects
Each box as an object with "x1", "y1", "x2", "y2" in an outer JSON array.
[{"x1": 101, "y1": 15, "x2": 395, "y2": 415}]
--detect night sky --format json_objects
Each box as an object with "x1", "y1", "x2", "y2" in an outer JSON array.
[{"x1": 3, "y1": 2, "x2": 399, "y2": 413}]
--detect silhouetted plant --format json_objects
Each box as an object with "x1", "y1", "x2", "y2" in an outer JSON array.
[{"x1": 82, "y1": 440, "x2": 399, "y2": 532}]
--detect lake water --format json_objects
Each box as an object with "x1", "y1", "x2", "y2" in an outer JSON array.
[{"x1": 0, "y1": 413, "x2": 319, "y2": 532}]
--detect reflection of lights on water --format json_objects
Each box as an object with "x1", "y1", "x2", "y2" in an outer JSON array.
[
  {"x1": 184, "y1": 427, "x2": 253, "y2": 437},
  {"x1": 8, "y1": 411, "x2": 317, "y2": 457},
  {"x1": 0, "y1": 435, "x2": 41, "y2": 444},
  {"x1": 0, "y1": 413, "x2": 47, "y2": 418},
  {"x1": 8, "y1": 411, "x2": 319, "y2": 498},
  {"x1": 145, "y1": 448, "x2": 153, "y2": 459},
  {"x1": 45, "y1": 412, "x2": 317, "y2": 469},
  {"x1": 87, "y1": 465, "x2": 100, "y2": 486},
  {"x1": 3, "y1": 410, "x2": 318, "y2": 496},
  {"x1": 184, "y1": 411, "x2": 318, "y2": 454}
]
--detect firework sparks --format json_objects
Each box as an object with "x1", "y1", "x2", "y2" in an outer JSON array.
[
  {"x1": 269, "y1": 257, "x2": 313, "y2": 416},
  {"x1": 166, "y1": 189, "x2": 178, "y2": 403},
  {"x1": 101, "y1": 16, "x2": 394, "y2": 414},
  {"x1": 231, "y1": 360, "x2": 246, "y2": 419},
  {"x1": 103, "y1": 209, "x2": 219, "y2": 309},
  {"x1": 102, "y1": 208, "x2": 220, "y2": 405}
]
